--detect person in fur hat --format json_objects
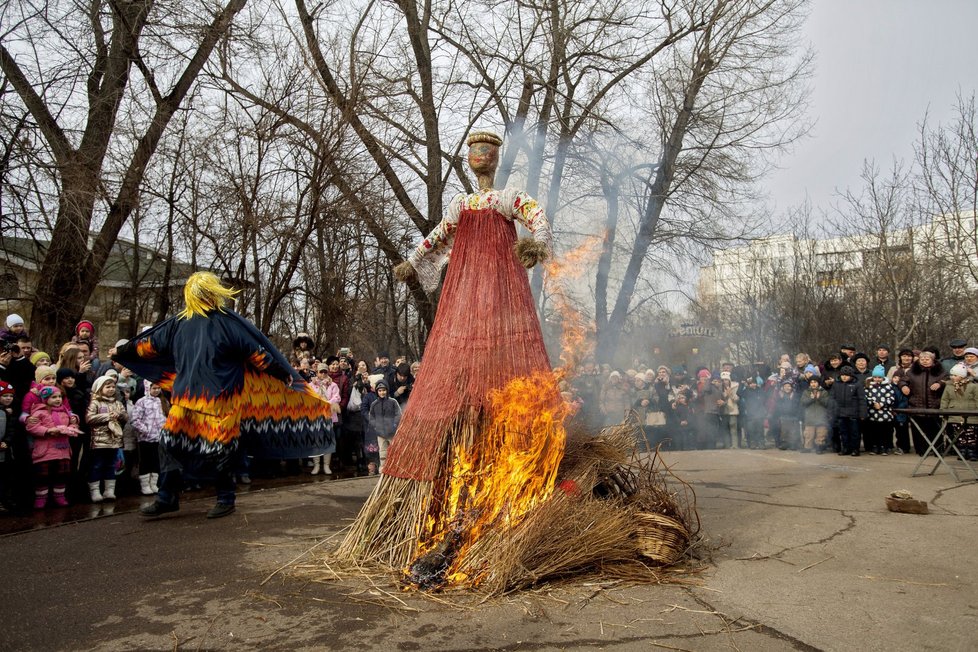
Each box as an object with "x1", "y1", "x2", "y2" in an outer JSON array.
[{"x1": 292, "y1": 333, "x2": 316, "y2": 364}]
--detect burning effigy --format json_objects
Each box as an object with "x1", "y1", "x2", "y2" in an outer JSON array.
[{"x1": 328, "y1": 131, "x2": 697, "y2": 594}]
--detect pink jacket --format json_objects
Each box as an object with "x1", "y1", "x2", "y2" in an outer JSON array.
[
  {"x1": 312, "y1": 378, "x2": 341, "y2": 423},
  {"x1": 26, "y1": 402, "x2": 80, "y2": 464}
]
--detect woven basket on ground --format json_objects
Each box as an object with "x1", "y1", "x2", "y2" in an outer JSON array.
[{"x1": 635, "y1": 511, "x2": 690, "y2": 565}]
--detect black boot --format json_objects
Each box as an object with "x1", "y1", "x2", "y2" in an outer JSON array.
[{"x1": 140, "y1": 500, "x2": 179, "y2": 517}]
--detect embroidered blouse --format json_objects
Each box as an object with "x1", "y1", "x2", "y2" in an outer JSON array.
[{"x1": 407, "y1": 188, "x2": 552, "y2": 292}]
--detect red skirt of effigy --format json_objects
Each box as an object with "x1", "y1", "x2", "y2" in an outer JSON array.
[{"x1": 383, "y1": 207, "x2": 552, "y2": 481}]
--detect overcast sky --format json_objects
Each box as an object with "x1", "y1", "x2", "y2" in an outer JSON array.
[{"x1": 761, "y1": 0, "x2": 978, "y2": 215}]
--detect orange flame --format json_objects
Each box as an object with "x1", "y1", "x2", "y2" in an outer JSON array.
[
  {"x1": 544, "y1": 236, "x2": 602, "y2": 374},
  {"x1": 409, "y1": 240, "x2": 601, "y2": 587},
  {"x1": 419, "y1": 370, "x2": 570, "y2": 585}
]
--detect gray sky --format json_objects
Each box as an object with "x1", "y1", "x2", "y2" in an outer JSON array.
[{"x1": 762, "y1": 0, "x2": 978, "y2": 214}]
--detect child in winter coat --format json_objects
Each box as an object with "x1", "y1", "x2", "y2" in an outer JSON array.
[
  {"x1": 365, "y1": 380, "x2": 401, "y2": 474},
  {"x1": 0, "y1": 381, "x2": 15, "y2": 508},
  {"x1": 801, "y1": 377, "x2": 834, "y2": 453},
  {"x1": 25, "y1": 386, "x2": 81, "y2": 508},
  {"x1": 829, "y1": 366, "x2": 867, "y2": 455},
  {"x1": 309, "y1": 363, "x2": 340, "y2": 476},
  {"x1": 940, "y1": 364, "x2": 978, "y2": 461},
  {"x1": 129, "y1": 382, "x2": 169, "y2": 495},
  {"x1": 864, "y1": 365, "x2": 896, "y2": 455},
  {"x1": 21, "y1": 366, "x2": 58, "y2": 423},
  {"x1": 71, "y1": 319, "x2": 100, "y2": 362},
  {"x1": 86, "y1": 375, "x2": 127, "y2": 502},
  {"x1": 0, "y1": 313, "x2": 28, "y2": 345},
  {"x1": 769, "y1": 380, "x2": 801, "y2": 450}
]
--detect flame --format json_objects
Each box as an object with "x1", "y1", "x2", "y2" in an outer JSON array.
[
  {"x1": 417, "y1": 370, "x2": 570, "y2": 585},
  {"x1": 407, "y1": 240, "x2": 602, "y2": 588},
  {"x1": 543, "y1": 236, "x2": 602, "y2": 374}
]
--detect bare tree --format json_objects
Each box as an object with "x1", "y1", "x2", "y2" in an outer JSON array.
[
  {"x1": 590, "y1": 0, "x2": 811, "y2": 361},
  {"x1": 0, "y1": 0, "x2": 248, "y2": 346}
]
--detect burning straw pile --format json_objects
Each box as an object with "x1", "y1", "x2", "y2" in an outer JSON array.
[{"x1": 303, "y1": 416, "x2": 699, "y2": 596}]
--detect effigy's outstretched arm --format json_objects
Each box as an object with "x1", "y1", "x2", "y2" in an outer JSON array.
[
  {"x1": 509, "y1": 189, "x2": 552, "y2": 269},
  {"x1": 395, "y1": 194, "x2": 463, "y2": 291}
]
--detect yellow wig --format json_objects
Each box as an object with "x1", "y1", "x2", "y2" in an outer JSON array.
[{"x1": 178, "y1": 272, "x2": 239, "y2": 320}]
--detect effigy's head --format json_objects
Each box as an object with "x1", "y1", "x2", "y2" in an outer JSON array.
[
  {"x1": 466, "y1": 130, "x2": 502, "y2": 182},
  {"x1": 179, "y1": 271, "x2": 240, "y2": 320}
]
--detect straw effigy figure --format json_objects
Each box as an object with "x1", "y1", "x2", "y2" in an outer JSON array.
[
  {"x1": 113, "y1": 272, "x2": 335, "y2": 518},
  {"x1": 336, "y1": 131, "x2": 566, "y2": 581}
]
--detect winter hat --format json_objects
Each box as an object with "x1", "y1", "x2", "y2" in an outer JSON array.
[
  {"x1": 5, "y1": 314, "x2": 24, "y2": 328},
  {"x1": 950, "y1": 363, "x2": 969, "y2": 378},
  {"x1": 29, "y1": 351, "x2": 50, "y2": 365},
  {"x1": 325, "y1": 355, "x2": 339, "y2": 365},
  {"x1": 871, "y1": 365, "x2": 886, "y2": 378},
  {"x1": 316, "y1": 362, "x2": 328, "y2": 372},
  {"x1": 779, "y1": 361, "x2": 792, "y2": 370},
  {"x1": 657, "y1": 365, "x2": 670, "y2": 374},
  {"x1": 720, "y1": 371, "x2": 731, "y2": 380},
  {"x1": 0, "y1": 380, "x2": 14, "y2": 395},
  {"x1": 75, "y1": 320, "x2": 95, "y2": 335},
  {"x1": 38, "y1": 386, "x2": 61, "y2": 401},
  {"x1": 104, "y1": 368, "x2": 119, "y2": 379},
  {"x1": 803, "y1": 364, "x2": 820, "y2": 376},
  {"x1": 965, "y1": 347, "x2": 978, "y2": 357},
  {"x1": 367, "y1": 374, "x2": 385, "y2": 389},
  {"x1": 114, "y1": 339, "x2": 129, "y2": 349},
  {"x1": 56, "y1": 368, "x2": 75, "y2": 384},
  {"x1": 840, "y1": 365, "x2": 855, "y2": 377},
  {"x1": 697, "y1": 369, "x2": 711, "y2": 379},
  {"x1": 92, "y1": 375, "x2": 116, "y2": 395},
  {"x1": 609, "y1": 370, "x2": 622, "y2": 379},
  {"x1": 34, "y1": 365, "x2": 56, "y2": 383},
  {"x1": 375, "y1": 380, "x2": 389, "y2": 391},
  {"x1": 377, "y1": 351, "x2": 390, "y2": 359}
]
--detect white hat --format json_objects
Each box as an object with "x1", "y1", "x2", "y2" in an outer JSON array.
[
  {"x1": 5, "y1": 314, "x2": 23, "y2": 328},
  {"x1": 950, "y1": 363, "x2": 969, "y2": 378},
  {"x1": 92, "y1": 375, "x2": 116, "y2": 395}
]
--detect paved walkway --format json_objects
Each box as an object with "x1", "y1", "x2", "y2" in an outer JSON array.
[{"x1": 1, "y1": 450, "x2": 975, "y2": 651}]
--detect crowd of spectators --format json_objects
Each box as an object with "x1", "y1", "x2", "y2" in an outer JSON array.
[
  {"x1": 3, "y1": 309, "x2": 975, "y2": 516},
  {"x1": 564, "y1": 341, "x2": 978, "y2": 462},
  {"x1": 0, "y1": 316, "x2": 420, "y2": 515}
]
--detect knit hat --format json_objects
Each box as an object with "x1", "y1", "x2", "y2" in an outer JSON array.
[
  {"x1": 720, "y1": 371, "x2": 731, "y2": 380},
  {"x1": 325, "y1": 355, "x2": 339, "y2": 365},
  {"x1": 950, "y1": 363, "x2": 969, "y2": 378},
  {"x1": 657, "y1": 365, "x2": 670, "y2": 374},
  {"x1": 92, "y1": 375, "x2": 116, "y2": 395},
  {"x1": 609, "y1": 370, "x2": 622, "y2": 379},
  {"x1": 803, "y1": 364, "x2": 820, "y2": 376},
  {"x1": 779, "y1": 361, "x2": 792, "y2": 370},
  {"x1": 34, "y1": 365, "x2": 56, "y2": 383},
  {"x1": 840, "y1": 366, "x2": 855, "y2": 376},
  {"x1": 965, "y1": 347, "x2": 978, "y2": 357},
  {"x1": 0, "y1": 380, "x2": 13, "y2": 395},
  {"x1": 30, "y1": 351, "x2": 50, "y2": 365},
  {"x1": 5, "y1": 314, "x2": 24, "y2": 328},
  {"x1": 75, "y1": 320, "x2": 95, "y2": 335},
  {"x1": 871, "y1": 364, "x2": 886, "y2": 378},
  {"x1": 697, "y1": 369, "x2": 711, "y2": 379},
  {"x1": 104, "y1": 368, "x2": 119, "y2": 379},
  {"x1": 56, "y1": 368, "x2": 74, "y2": 384},
  {"x1": 38, "y1": 386, "x2": 61, "y2": 401}
]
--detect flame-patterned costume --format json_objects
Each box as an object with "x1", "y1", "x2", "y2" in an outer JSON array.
[{"x1": 113, "y1": 307, "x2": 334, "y2": 479}]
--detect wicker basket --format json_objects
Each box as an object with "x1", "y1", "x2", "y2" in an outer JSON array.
[{"x1": 635, "y1": 511, "x2": 690, "y2": 565}]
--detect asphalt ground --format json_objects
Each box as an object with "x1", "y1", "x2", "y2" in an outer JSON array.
[{"x1": 1, "y1": 449, "x2": 975, "y2": 651}]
